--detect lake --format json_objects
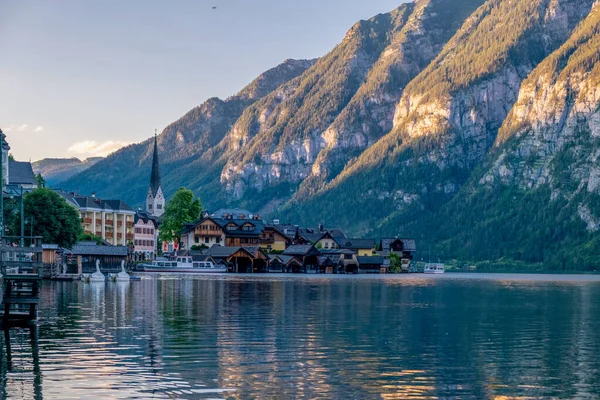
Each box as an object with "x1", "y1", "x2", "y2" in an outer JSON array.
[{"x1": 3, "y1": 273, "x2": 600, "y2": 399}]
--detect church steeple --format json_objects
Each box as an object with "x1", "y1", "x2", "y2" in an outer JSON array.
[
  {"x1": 150, "y1": 132, "x2": 162, "y2": 197},
  {"x1": 147, "y1": 131, "x2": 165, "y2": 217}
]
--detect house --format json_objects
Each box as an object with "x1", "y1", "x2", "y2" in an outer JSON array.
[
  {"x1": 63, "y1": 241, "x2": 129, "y2": 274},
  {"x1": 379, "y1": 238, "x2": 417, "y2": 260},
  {"x1": 260, "y1": 225, "x2": 291, "y2": 252},
  {"x1": 319, "y1": 248, "x2": 359, "y2": 274},
  {"x1": 205, "y1": 245, "x2": 268, "y2": 273},
  {"x1": 181, "y1": 217, "x2": 226, "y2": 249},
  {"x1": 56, "y1": 191, "x2": 136, "y2": 247},
  {"x1": 337, "y1": 238, "x2": 377, "y2": 256},
  {"x1": 317, "y1": 255, "x2": 337, "y2": 274},
  {"x1": 133, "y1": 210, "x2": 158, "y2": 260},
  {"x1": 8, "y1": 161, "x2": 38, "y2": 190},
  {"x1": 0, "y1": 130, "x2": 38, "y2": 191},
  {"x1": 180, "y1": 215, "x2": 265, "y2": 250},
  {"x1": 314, "y1": 231, "x2": 339, "y2": 250},
  {"x1": 282, "y1": 245, "x2": 321, "y2": 273},
  {"x1": 211, "y1": 208, "x2": 255, "y2": 219},
  {"x1": 356, "y1": 256, "x2": 385, "y2": 274}
]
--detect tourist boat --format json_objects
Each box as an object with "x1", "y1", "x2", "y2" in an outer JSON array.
[
  {"x1": 140, "y1": 256, "x2": 227, "y2": 273},
  {"x1": 424, "y1": 263, "x2": 445, "y2": 274}
]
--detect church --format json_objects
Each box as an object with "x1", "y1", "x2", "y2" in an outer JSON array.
[{"x1": 145, "y1": 134, "x2": 165, "y2": 218}]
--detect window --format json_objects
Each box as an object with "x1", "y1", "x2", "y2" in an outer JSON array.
[
  {"x1": 216, "y1": 237, "x2": 221, "y2": 244},
  {"x1": 148, "y1": 204, "x2": 153, "y2": 210},
  {"x1": 205, "y1": 237, "x2": 210, "y2": 244},
  {"x1": 227, "y1": 224, "x2": 237, "y2": 231},
  {"x1": 157, "y1": 204, "x2": 162, "y2": 209},
  {"x1": 195, "y1": 237, "x2": 200, "y2": 244}
]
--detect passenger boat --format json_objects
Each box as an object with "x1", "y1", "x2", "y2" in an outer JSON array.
[
  {"x1": 424, "y1": 263, "x2": 445, "y2": 274},
  {"x1": 140, "y1": 256, "x2": 227, "y2": 273}
]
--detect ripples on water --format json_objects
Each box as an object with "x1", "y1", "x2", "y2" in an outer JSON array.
[{"x1": 1, "y1": 274, "x2": 599, "y2": 399}]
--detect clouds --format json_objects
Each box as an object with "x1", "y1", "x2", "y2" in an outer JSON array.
[
  {"x1": 4, "y1": 124, "x2": 44, "y2": 133},
  {"x1": 68, "y1": 140, "x2": 131, "y2": 157}
]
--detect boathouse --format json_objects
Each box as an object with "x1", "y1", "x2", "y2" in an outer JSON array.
[
  {"x1": 63, "y1": 241, "x2": 129, "y2": 274},
  {"x1": 282, "y1": 245, "x2": 320, "y2": 273},
  {"x1": 205, "y1": 245, "x2": 269, "y2": 273}
]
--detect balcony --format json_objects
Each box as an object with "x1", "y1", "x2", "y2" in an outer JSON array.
[
  {"x1": 126, "y1": 233, "x2": 134, "y2": 241},
  {"x1": 105, "y1": 219, "x2": 114, "y2": 225},
  {"x1": 117, "y1": 221, "x2": 123, "y2": 227},
  {"x1": 96, "y1": 219, "x2": 102, "y2": 225},
  {"x1": 95, "y1": 231, "x2": 102, "y2": 237},
  {"x1": 126, "y1": 221, "x2": 134, "y2": 228},
  {"x1": 105, "y1": 231, "x2": 114, "y2": 238},
  {"x1": 260, "y1": 238, "x2": 275, "y2": 244},
  {"x1": 117, "y1": 233, "x2": 123, "y2": 240},
  {"x1": 83, "y1": 218, "x2": 92, "y2": 224}
]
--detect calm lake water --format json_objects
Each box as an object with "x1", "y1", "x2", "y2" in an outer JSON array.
[{"x1": 3, "y1": 273, "x2": 600, "y2": 399}]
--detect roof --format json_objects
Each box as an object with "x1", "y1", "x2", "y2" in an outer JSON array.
[
  {"x1": 8, "y1": 161, "x2": 36, "y2": 185},
  {"x1": 192, "y1": 254, "x2": 215, "y2": 263},
  {"x1": 66, "y1": 242, "x2": 129, "y2": 256},
  {"x1": 211, "y1": 208, "x2": 254, "y2": 219},
  {"x1": 42, "y1": 244, "x2": 59, "y2": 250},
  {"x1": 337, "y1": 238, "x2": 376, "y2": 250},
  {"x1": 318, "y1": 256, "x2": 336, "y2": 266},
  {"x1": 357, "y1": 256, "x2": 384, "y2": 266},
  {"x1": 179, "y1": 216, "x2": 265, "y2": 236},
  {"x1": 319, "y1": 248, "x2": 355, "y2": 255},
  {"x1": 55, "y1": 190, "x2": 135, "y2": 213},
  {"x1": 149, "y1": 135, "x2": 162, "y2": 197},
  {"x1": 205, "y1": 245, "x2": 240, "y2": 258},
  {"x1": 263, "y1": 225, "x2": 292, "y2": 240},
  {"x1": 283, "y1": 245, "x2": 320, "y2": 256},
  {"x1": 380, "y1": 238, "x2": 417, "y2": 252},
  {"x1": 135, "y1": 210, "x2": 158, "y2": 226}
]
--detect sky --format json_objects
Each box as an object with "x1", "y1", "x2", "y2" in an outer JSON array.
[{"x1": 0, "y1": 0, "x2": 405, "y2": 162}]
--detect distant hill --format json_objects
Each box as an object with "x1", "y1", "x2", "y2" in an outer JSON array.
[{"x1": 33, "y1": 157, "x2": 103, "y2": 186}]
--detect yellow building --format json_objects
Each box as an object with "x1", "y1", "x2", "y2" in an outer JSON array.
[
  {"x1": 260, "y1": 225, "x2": 291, "y2": 252},
  {"x1": 337, "y1": 239, "x2": 377, "y2": 257},
  {"x1": 57, "y1": 191, "x2": 136, "y2": 246}
]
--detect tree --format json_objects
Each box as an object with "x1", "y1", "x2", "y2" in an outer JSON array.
[
  {"x1": 158, "y1": 188, "x2": 202, "y2": 244},
  {"x1": 388, "y1": 253, "x2": 402, "y2": 273},
  {"x1": 19, "y1": 188, "x2": 83, "y2": 248},
  {"x1": 35, "y1": 173, "x2": 46, "y2": 188}
]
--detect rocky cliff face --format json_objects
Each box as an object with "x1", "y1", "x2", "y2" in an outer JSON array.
[
  {"x1": 481, "y1": 5, "x2": 600, "y2": 231},
  {"x1": 62, "y1": 0, "x2": 600, "y2": 268}
]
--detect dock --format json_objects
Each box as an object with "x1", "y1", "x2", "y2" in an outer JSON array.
[{"x1": 1, "y1": 272, "x2": 42, "y2": 326}]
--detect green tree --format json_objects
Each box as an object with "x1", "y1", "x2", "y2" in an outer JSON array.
[
  {"x1": 78, "y1": 232, "x2": 104, "y2": 244},
  {"x1": 158, "y1": 188, "x2": 202, "y2": 244},
  {"x1": 19, "y1": 188, "x2": 83, "y2": 248},
  {"x1": 35, "y1": 173, "x2": 46, "y2": 188},
  {"x1": 388, "y1": 253, "x2": 402, "y2": 273}
]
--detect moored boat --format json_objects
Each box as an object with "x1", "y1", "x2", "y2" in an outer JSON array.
[
  {"x1": 424, "y1": 263, "x2": 445, "y2": 274},
  {"x1": 140, "y1": 256, "x2": 227, "y2": 273}
]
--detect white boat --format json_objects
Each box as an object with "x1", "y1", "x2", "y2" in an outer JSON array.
[
  {"x1": 140, "y1": 256, "x2": 227, "y2": 274},
  {"x1": 424, "y1": 263, "x2": 445, "y2": 274},
  {"x1": 110, "y1": 261, "x2": 131, "y2": 282},
  {"x1": 90, "y1": 260, "x2": 106, "y2": 282}
]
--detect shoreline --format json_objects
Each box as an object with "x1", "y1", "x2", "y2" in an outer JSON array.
[{"x1": 132, "y1": 272, "x2": 600, "y2": 283}]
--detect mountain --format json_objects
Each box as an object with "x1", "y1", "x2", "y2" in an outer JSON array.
[
  {"x1": 62, "y1": 0, "x2": 600, "y2": 269},
  {"x1": 32, "y1": 157, "x2": 103, "y2": 185}
]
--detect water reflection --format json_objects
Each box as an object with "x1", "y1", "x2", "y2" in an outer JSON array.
[{"x1": 0, "y1": 276, "x2": 598, "y2": 398}]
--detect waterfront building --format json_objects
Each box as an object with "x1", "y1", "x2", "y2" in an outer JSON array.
[
  {"x1": 133, "y1": 210, "x2": 158, "y2": 259},
  {"x1": 205, "y1": 245, "x2": 269, "y2": 273},
  {"x1": 63, "y1": 241, "x2": 129, "y2": 273},
  {"x1": 282, "y1": 245, "x2": 320, "y2": 273},
  {"x1": 146, "y1": 135, "x2": 165, "y2": 218},
  {"x1": 336, "y1": 238, "x2": 377, "y2": 256},
  {"x1": 259, "y1": 225, "x2": 291, "y2": 252},
  {"x1": 56, "y1": 191, "x2": 136, "y2": 246},
  {"x1": 180, "y1": 214, "x2": 265, "y2": 250}
]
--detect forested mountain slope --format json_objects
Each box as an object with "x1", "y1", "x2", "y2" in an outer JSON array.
[{"x1": 61, "y1": 0, "x2": 600, "y2": 269}]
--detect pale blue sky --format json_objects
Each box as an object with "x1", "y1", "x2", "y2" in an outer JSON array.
[{"x1": 0, "y1": 0, "x2": 405, "y2": 161}]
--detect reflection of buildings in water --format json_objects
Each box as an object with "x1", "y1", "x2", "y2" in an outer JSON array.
[{"x1": 0, "y1": 326, "x2": 42, "y2": 400}]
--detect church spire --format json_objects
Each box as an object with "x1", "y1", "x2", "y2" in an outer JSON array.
[{"x1": 149, "y1": 130, "x2": 162, "y2": 197}]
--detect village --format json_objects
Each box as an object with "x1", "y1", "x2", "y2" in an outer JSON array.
[{"x1": 0, "y1": 131, "x2": 418, "y2": 277}]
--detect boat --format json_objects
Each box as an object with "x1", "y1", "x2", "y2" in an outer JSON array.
[
  {"x1": 110, "y1": 261, "x2": 131, "y2": 282},
  {"x1": 424, "y1": 263, "x2": 445, "y2": 274},
  {"x1": 140, "y1": 256, "x2": 227, "y2": 273},
  {"x1": 89, "y1": 260, "x2": 106, "y2": 282}
]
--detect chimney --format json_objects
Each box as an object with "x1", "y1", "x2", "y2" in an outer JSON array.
[
  {"x1": 91, "y1": 192, "x2": 96, "y2": 198},
  {"x1": 239, "y1": 214, "x2": 246, "y2": 219},
  {"x1": 318, "y1": 223, "x2": 324, "y2": 232}
]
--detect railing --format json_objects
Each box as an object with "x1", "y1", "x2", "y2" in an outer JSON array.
[
  {"x1": 260, "y1": 238, "x2": 275, "y2": 244},
  {"x1": 117, "y1": 221, "x2": 123, "y2": 227},
  {"x1": 117, "y1": 233, "x2": 123, "y2": 240},
  {"x1": 95, "y1": 231, "x2": 102, "y2": 236},
  {"x1": 126, "y1": 233, "x2": 134, "y2": 240},
  {"x1": 106, "y1": 219, "x2": 114, "y2": 225},
  {"x1": 96, "y1": 219, "x2": 102, "y2": 225},
  {"x1": 83, "y1": 218, "x2": 92, "y2": 224},
  {"x1": 126, "y1": 221, "x2": 134, "y2": 228},
  {"x1": 105, "y1": 232, "x2": 114, "y2": 238}
]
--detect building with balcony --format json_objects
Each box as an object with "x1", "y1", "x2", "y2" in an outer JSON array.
[{"x1": 56, "y1": 190, "x2": 136, "y2": 246}]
